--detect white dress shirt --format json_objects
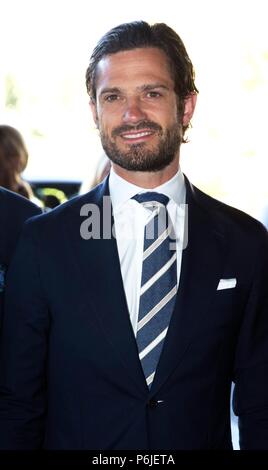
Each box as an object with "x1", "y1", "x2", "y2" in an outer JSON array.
[{"x1": 109, "y1": 168, "x2": 186, "y2": 336}]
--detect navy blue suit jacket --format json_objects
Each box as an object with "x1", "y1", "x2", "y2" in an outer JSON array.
[
  {"x1": 0, "y1": 176, "x2": 267, "y2": 449},
  {"x1": 0, "y1": 188, "x2": 41, "y2": 323}
]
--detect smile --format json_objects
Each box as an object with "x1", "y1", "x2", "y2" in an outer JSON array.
[{"x1": 120, "y1": 130, "x2": 154, "y2": 141}]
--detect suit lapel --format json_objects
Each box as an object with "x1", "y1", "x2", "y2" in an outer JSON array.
[
  {"x1": 150, "y1": 178, "x2": 227, "y2": 395},
  {"x1": 66, "y1": 178, "x2": 147, "y2": 396},
  {"x1": 65, "y1": 176, "x2": 227, "y2": 396}
]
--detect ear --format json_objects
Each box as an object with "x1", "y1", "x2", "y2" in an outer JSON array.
[
  {"x1": 182, "y1": 93, "x2": 197, "y2": 127},
  {"x1": 89, "y1": 98, "x2": 99, "y2": 128}
]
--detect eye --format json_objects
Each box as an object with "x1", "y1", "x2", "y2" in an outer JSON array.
[
  {"x1": 105, "y1": 94, "x2": 120, "y2": 102},
  {"x1": 146, "y1": 91, "x2": 162, "y2": 98}
]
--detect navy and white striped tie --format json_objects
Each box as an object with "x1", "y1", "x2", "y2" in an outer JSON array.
[{"x1": 133, "y1": 192, "x2": 177, "y2": 388}]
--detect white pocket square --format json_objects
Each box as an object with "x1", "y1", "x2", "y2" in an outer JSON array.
[{"x1": 217, "y1": 278, "x2": 237, "y2": 290}]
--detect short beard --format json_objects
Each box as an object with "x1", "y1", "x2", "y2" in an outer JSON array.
[{"x1": 99, "y1": 121, "x2": 182, "y2": 172}]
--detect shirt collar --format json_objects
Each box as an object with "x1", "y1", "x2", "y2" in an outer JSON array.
[{"x1": 109, "y1": 166, "x2": 186, "y2": 212}]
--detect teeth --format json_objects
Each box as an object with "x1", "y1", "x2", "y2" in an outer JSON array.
[{"x1": 123, "y1": 131, "x2": 152, "y2": 139}]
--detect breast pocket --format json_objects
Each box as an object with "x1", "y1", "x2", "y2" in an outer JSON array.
[{"x1": 212, "y1": 285, "x2": 248, "y2": 328}]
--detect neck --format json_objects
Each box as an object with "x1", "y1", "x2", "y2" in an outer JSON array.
[{"x1": 112, "y1": 155, "x2": 180, "y2": 189}]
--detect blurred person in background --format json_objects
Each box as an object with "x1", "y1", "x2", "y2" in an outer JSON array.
[
  {"x1": 0, "y1": 188, "x2": 41, "y2": 324},
  {"x1": 0, "y1": 125, "x2": 42, "y2": 207},
  {"x1": 0, "y1": 21, "x2": 267, "y2": 451},
  {"x1": 79, "y1": 153, "x2": 111, "y2": 194},
  {"x1": 0, "y1": 126, "x2": 42, "y2": 322},
  {"x1": 90, "y1": 153, "x2": 111, "y2": 188}
]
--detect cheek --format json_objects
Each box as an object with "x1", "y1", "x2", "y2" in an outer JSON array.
[
  {"x1": 154, "y1": 100, "x2": 179, "y2": 126},
  {"x1": 98, "y1": 109, "x2": 119, "y2": 132},
  {"x1": 158, "y1": 113, "x2": 179, "y2": 131},
  {"x1": 98, "y1": 118, "x2": 117, "y2": 142},
  {"x1": 171, "y1": 100, "x2": 180, "y2": 122}
]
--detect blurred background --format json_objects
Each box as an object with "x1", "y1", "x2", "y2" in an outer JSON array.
[
  {"x1": 1, "y1": 0, "x2": 267, "y2": 221},
  {"x1": 1, "y1": 0, "x2": 268, "y2": 445}
]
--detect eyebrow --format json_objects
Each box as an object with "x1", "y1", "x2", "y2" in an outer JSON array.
[
  {"x1": 137, "y1": 83, "x2": 170, "y2": 92},
  {"x1": 99, "y1": 87, "x2": 121, "y2": 97},
  {"x1": 99, "y1": 83, "x2": 170, "y2": 97}
]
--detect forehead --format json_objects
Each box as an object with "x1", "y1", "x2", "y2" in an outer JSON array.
[{"x1": 95, "y1": 47, "x2": 174, "y2": 92}]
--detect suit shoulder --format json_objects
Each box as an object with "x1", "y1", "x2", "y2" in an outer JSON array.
[
  {"x1": 23, "y1": 183, "x2": 104, "y2": 231},
  {"x1": 191, "y1": 183, "x2": 267, "y2": 241},
  {"x1": 0, "y1": 188, "x2": 42, "y2": 264},
  {"x1": 0, "y1": 187, "x2": 41, "y2": 224}
]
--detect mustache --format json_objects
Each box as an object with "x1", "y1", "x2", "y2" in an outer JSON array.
[{"x1": 111, "y1": 120, "x2": 162, "y2": 137}]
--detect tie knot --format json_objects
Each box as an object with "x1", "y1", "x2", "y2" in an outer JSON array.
[{"x1": 132, "y1": 192, "x2": 169, "y2": 207}]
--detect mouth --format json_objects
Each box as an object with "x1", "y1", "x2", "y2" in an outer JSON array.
[{"x1": 120, "y1": 129, "x2": 155, "y2": 143}]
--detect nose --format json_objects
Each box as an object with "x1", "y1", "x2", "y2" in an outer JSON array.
[{"x1": 122, "y1": 97, "x2": 147, "y2": 124}]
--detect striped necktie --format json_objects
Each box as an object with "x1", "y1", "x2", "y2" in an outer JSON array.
[{"x1": 133, "y1": 192, "x2": 177, "y2": 388}]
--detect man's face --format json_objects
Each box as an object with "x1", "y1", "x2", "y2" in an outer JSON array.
[{"x1": 90, "y1": 47, "x2": 189, "y2": 173}]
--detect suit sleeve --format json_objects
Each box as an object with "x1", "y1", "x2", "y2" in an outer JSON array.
[
  {"x1": 0, "y1": 195, "x2": 42, "y2": 326},
  {"x1": 232, "y1": 227, "x2": 268, "y2": 449},
  {"x1": 0, "y1": 220, "x2": 49, "y2": 449}
]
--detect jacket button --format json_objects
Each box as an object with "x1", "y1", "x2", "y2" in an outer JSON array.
[{"x1": 148, "y1": 399, "x2": 158, "y2": 408}]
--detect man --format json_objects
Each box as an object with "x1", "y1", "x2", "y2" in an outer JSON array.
[
  {"x1": 0, "y1": 21, "x2": 267, "y2": 450},
  {"x1": 0, "y1": 187, "x2": 41, "y2": 323}
]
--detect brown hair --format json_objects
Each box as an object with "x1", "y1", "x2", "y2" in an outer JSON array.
[
  {"x1": 0, "y1": 125, "x2": 33, "y2": 199},
  {"x1": 85, "y1": 21, "x2": 198, "y2": 139}
]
